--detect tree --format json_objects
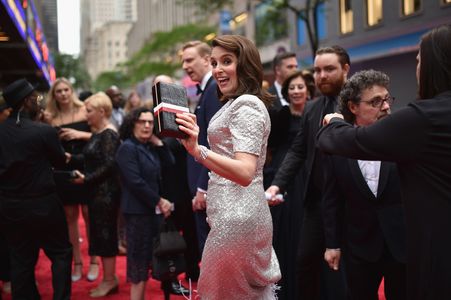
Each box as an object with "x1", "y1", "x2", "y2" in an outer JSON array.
[
  {"x1": 53, "y1": 53, "x2": 91, "y2": 90},
  {"x1": 267, "y1": 0, "x2": 326, "y2": 60},
  {"x1": 189, "y1": 0, "x2": 325, "y2": 60},
  {"x1": 123, "y1": 23, "x2": 215, "y2": 83}
]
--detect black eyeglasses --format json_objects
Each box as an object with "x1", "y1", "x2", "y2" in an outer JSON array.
[
  {"x1": 136, "y1": 119, "x2": 153, "y2": 125},
  {"x1": 360, "y1": 95, "x2": 395, "y2": 108}
]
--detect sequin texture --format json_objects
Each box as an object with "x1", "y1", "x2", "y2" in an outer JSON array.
[{"x1": 197, "y1": 95, "x2": 281, "y2": 299}]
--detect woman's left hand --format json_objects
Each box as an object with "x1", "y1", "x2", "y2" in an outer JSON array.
[
  {"x1": 176, "y1": 113, "x2": 201, "y2": 157},
  {"x1": 71, "y1": 170, "x2": 85, "y2": 184},
  {"x1": 149, "y1": 134, "x2": 163, "y2": 146}
]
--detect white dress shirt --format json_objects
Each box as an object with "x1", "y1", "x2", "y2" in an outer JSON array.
[{"x1": 357, "y1": 160, "x2": 381, "y2": 197}]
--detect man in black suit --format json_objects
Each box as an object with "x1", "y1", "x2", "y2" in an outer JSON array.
[
  {"x1": 0, "y1": 79, "x2": 72, "y2": 300},
  {"x1": 322, "y1": 70, "x2": 406, "y2": 299},
  {"x1": 267, "y1": 52, "x2": 298, "y2": 111},
  {"x1": 266, "y1": 45, "x2": 350, "y2": 300},
  {"x1": 181, "y1": 41, "x2": 222, "y2": 256}
]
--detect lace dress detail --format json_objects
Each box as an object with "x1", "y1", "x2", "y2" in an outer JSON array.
[
  {"x1": 198, "y1": 95, "x2": 281, "y2": 300},
  {"x1": 82, "y1": 128, "x2": 121, "y2": 256}
]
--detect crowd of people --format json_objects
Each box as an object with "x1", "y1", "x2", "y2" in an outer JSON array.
[{"x1": 0, "y1": 24, "x2": 450, "y2": 300}]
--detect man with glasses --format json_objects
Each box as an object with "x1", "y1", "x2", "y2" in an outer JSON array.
[
  {"x1": 322, "y1": 70, "x2": 407, "y2": 299},
  {"x1": 0, "y1": 79, "x2": 72, "y2": 300}
]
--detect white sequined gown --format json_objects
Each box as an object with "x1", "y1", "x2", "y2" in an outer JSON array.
[{"x1": 197, "y1": 95, "x2": 281, "y2": 300}]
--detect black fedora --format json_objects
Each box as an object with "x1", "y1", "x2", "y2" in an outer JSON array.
[{"x1": 2, "y1": 78, "x2": 37, "y2": 109}]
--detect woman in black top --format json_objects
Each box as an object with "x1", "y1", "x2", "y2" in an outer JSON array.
[{"x1": 70, "y1": 92, "x2": 121, "y2": 297}]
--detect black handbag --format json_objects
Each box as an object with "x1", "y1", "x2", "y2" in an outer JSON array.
[
  {"x1": 152, "y1": 253, "x2": 186, "y2": 281},
  {"x1": 153, "y1": 217, "x2": 187, "y2": 257},
  {"x1": 152, "y1": 217, "x2": 187, "y2": 281}
]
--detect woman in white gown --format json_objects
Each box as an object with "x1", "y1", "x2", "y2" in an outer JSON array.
[{"x1": 177, "y1": 35, "x2": 281, "y2": 300}]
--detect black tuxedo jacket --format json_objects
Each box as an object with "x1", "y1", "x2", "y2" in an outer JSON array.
[
  {"x1": 186, "y1": 76, "x2": 222, "y2": 196},
  {"x1": 268, "y1": 84, "x2": 283, "y2": 112},
  {"x1": 272, "y1": 95, "x2": 335, "y2": 206},
  {"x1": 317, "y1": 90, "x2": 451, "y2": 300},
  {"x1": 322, "y1": 155, "x2": 406, "y2": 263}
]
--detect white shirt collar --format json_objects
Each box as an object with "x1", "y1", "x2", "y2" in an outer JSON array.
[
  {"x1": 200, "y1": 71, "x2": 212, "y2": 91},
  {"x1": 274, "y1": 81, "x2": 289, "y2": 106}
]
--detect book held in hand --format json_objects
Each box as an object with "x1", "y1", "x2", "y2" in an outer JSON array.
[{"x1": 152, "y1": 82, "x2": 189, "y2": 139}]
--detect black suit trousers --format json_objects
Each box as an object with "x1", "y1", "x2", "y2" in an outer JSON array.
[
  {"x1": 296, "y1": 204, "x2": 347, "y2": 300},
  {"x1": 0, "y1": 193, "x2": 72, "y2": 300},
  {"x1": 344, "y1": 245, "x2": 406, "y2": 300}
]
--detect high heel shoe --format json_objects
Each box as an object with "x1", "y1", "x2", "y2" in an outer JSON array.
[
  {"x1": 89, "y1": 278, "x2": 119, "y2": 298},
  {"x1": 87, "y1": 262, "x2": 99, "y2": 282},
  {"x1": 71, "y1": 262, "x2": 83, "y2": 282}
]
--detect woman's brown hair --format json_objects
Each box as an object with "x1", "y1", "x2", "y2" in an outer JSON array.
[{"x1": 211, "y1": 35, "x2": 274, "y2": 107}]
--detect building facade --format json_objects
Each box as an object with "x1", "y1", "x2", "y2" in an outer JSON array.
[
  {"x1": 292, "y1": 0, "x2": 451, "y2": 107},
  {"x1": 80, "y1": 0, "x2": 136, "y2": 79}
]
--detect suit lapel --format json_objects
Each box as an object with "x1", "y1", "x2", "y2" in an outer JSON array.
[
  {"x1": 196, "y1": 76, "x2": 214, "y2": 114},
  {"x1": 376, "y1": 162, "x2": 389, "y2": 198},
  {"x1": 348, "y1": 159, "x2": 377, "y2": 201},
  {"x1": 138, "y1": 143, "x2": 158, "y2": 167}
]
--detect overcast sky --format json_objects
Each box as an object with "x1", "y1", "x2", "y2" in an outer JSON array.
[{"x1": 57, "y1": 0, "x2": 80, "y2": 55}]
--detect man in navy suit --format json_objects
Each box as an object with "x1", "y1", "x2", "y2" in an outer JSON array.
[
  {"x1": 267, "y1": 51, "x2": 298, "y2": 111},
  {"x1": 181, "y1": 41, "x2": 222, "y2": 256},
  {"x1": 322, "y1": 70, "x2": 407, "y2": 299}
]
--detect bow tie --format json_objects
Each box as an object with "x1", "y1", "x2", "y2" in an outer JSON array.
[{"x1": 196, "y1": 84, "x2": 203, "y2": 96}]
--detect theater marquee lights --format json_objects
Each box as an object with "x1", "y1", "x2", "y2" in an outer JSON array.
[{"x1": 1, "y1": 0, "x2": 56, "y2": 85}]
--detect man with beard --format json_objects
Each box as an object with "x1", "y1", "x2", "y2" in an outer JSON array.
[
  {"x1": 322, "y1": 70, "x2": 406, "y2": 299},
  {"x1": 266, "y1": 45, "x2": 349, "y2": 300},
  {"x1": 0, "y1": 79, "x2": 72, "y2": 300}
]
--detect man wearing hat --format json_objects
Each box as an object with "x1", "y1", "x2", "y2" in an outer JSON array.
[{"x1": 0, "y1": 78, "x2": 72, "y2": 300}]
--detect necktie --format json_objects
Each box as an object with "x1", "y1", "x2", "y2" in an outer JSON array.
[{"x1": 196, "y1": 84, "x2": 203, "y2": 96}]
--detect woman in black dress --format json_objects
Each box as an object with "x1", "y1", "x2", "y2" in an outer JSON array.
[
  {"x1": 45, "y1": 78, "x2": 98, "y2": 282},
  {"x1": 70, "y1": 92, "x2": 121, "y2": 297},
  {"x1": 266, "y1": 70, "x2": 311, "y2": 299}
]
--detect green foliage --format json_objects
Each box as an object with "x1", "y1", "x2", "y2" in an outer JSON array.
[
  {"x1": 93, "y1": 71, "x2": 129, "y2": 92},
  {"x1": 179, "y1": 0, "x2": 233, "y2": 15},
  {"x1": 255, "y1": 3, "x2": 288, "y2": 46},
  {"x1": 54, "y1": 53, "x2": 91, "y2": 89},
  {"x1": 124, "y1": 23, "x2": 215, "y2": 84}
]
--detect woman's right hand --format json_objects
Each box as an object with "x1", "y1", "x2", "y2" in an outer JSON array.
[
  {"x1": 158, "y1": 198, "x2": 172, "y2": 218},
  {"x1": 176, "y1": 113, "x2": 201, "y2": 157}
]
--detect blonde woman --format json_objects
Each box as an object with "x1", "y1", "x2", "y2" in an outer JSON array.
[
  {"x1": 45, "y1": 78, "x2": 99, "y2": 282},
  {"x1": 124, "y1": 91, "x2": 143, "y2": 115},
  {"x1": 70, "y1": 92, "x2": 121, "y2": 297}
]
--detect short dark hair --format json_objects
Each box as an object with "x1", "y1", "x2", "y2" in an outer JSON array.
[
  {"x1": 119, "y1": 107, "x2": 153, "y2": 140},
  {"x1": 281, "y1": 70, "x2": 316, "y2": 101},
  {"x1": 316, "y1": 45, "x2": 351, "y2": 67},
  {"x1": 272, "y1": 52, "x2": 297, "y2": 71},
  {"x1": 339, "y1": 69, "x2": 390, "y2": 123},
  {"x1": 212, "y1": 35, "x2": 274, "y2": 107},
  {"x1": 418, "y1": 24, "x2": 451, "y2": 99}
]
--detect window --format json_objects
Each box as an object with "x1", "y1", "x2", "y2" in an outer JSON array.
[
  {"x1": 402, "y1": 0, "x2": 421, "y2": 16},
  {"x1": 366, "y1": 0, "x2": 383, "y2": 26},
  {"x1": 339, "y1": 0, "x2": 353, "y2": 34}
]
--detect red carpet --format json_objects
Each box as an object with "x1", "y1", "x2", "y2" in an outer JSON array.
[
  {"x1": 1, "y1": 215, "x2": 386, "y2": 300},
  {"x1": 2, "y1": 215, "x2": 195, "y2": 300}
]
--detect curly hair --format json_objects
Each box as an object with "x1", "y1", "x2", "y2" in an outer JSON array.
[
  {"x1": 119, "y1": 107, "x2": 153, "y2": 141},
  {"x1": 339, "y1": 69, "x2": 390, "y2": 123},
  {"x1": 281, "y1": 70, "x2": 316, "y2": 101}
]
